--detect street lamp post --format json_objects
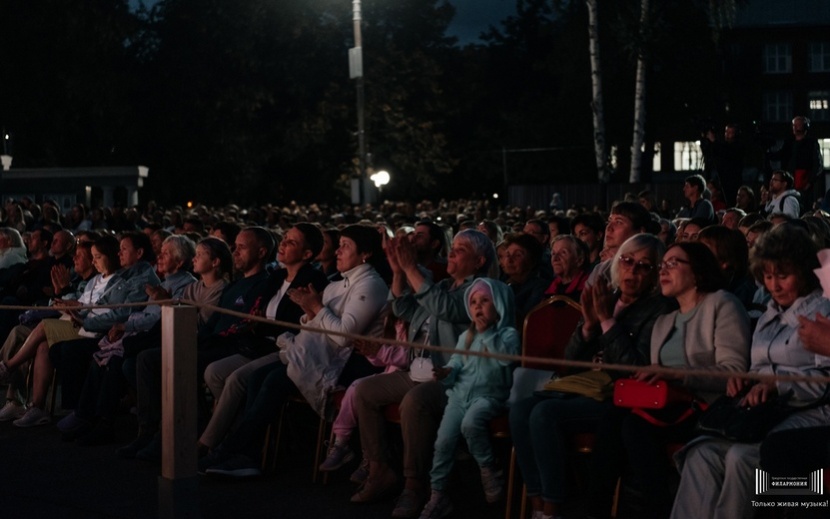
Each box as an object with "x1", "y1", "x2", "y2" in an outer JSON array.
[{"x1": 349, "y1": 0, "x2": 367, "y2": 205}]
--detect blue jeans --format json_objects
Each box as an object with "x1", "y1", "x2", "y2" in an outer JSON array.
[
  {"x1": 430, "y1": 396, "x2": 503, "y2": 490},
  {"x1": 509, "y1": 394, "x2": 609, "y2": 503}
]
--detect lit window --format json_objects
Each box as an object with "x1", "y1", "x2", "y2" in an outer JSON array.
[
  {"x1": 674, "y1": 142, "x2": 702, "y2": 171},
  {"x1": 809, "y1": 91, "x2": 830, "y2": 121},
  {"x1": 762, "y1": 91, "x2": 793, "y2": 122},
  {"x1": 764, "y1": 44, "x2": 791, "y2": 74},
  {"x1": 820, "y1": 139, "x2": 830, "y2": 169},
  {"x1": 809, "y1": 42, "x2": 830, "y2": 72},
  {"x1": 639, "y1": 142, "x2": 661, "y2": 172},
  {"x1": 652, "y1": 142, "x2": 661, "y2": 172}
]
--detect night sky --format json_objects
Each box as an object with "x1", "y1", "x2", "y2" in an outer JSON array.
[
  {"x1": 130, "y1": 0, "x2": 516, "y2": 46},
  {"x1": 446, "y1": 0, "x2": 516, "y2": 44}
]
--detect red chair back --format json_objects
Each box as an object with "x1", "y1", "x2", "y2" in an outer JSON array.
[{"x1": 521, "y1": 295, "x2": 582, "y2": 375}]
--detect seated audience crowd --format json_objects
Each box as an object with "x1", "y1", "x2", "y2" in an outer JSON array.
[{"x1": 1, "y1": 186, "x2": 829, "y2": 519}]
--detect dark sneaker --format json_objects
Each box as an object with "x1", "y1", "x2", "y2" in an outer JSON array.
[
  {"x1": 198, "y1": 449, "x2": 228, "y2": 475},
  {"x1": 135, "y1": 433, "x2": 162, "y2": 463},
  {"x1": 350, "y1": 466, "x2": 398, "y2": 503},
  {"x1": 392, "y1": 488, "x2": 427, "y2": 518},
  {"x1": 118, "y1": 432, "x2": 157, "y2": 459},
  {"x1": 418, "y1": 490, "x2": 453, "y2": 519},
  {"x1": 319, "y1": 441, "x2": 355, "y2": 472},
  {"x1": 480, "y1": 466, "x2": 504, "y2": 503},
  {"x1": 57, "y1": 412, "x2": 92, "y2": 434},
  {"x1": 204, "y1": 454, "x2": 261, "y2": 478},
  {"x1": 349, "y1": 458, "x2": 370, "y2": 484}
]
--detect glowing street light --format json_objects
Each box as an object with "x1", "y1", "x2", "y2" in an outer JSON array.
[{"x1": 370, "y1": 170, "x2": 390, "y2": 188}]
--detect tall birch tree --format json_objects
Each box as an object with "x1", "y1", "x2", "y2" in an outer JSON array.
[
  {"x1": 586, "y1": 0, "x2": 609, "y2": 183},
  {"x1": 629, "y1": 0, "x2": 648, "y2": 183}
]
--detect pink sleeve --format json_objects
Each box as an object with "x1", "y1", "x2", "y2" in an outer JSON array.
[{"x1": 367, "y1": 344, "x2": 410, "y2": 370}]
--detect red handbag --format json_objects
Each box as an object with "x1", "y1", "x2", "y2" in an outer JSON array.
[{"x1": 613, "y1": 378, "x2": 698, "y2": 427}]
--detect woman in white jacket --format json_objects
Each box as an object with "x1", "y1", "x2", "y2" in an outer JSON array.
[{"x1": 199, "y1": 224, "x2": 388, "y2": 477}]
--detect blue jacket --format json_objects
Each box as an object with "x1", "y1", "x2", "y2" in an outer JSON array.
[
  {"x1": 443, "y1": 278, "x2": 520, "y2": 403},
  {"x1": 82, "y1": 261, "x2": 161, "y2": 333}
]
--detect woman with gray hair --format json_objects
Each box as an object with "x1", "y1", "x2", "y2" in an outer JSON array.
[
  {"x1": 510, "y1": 234, "x2": 669, "y2": 519},
  {"x1": 57, "y1": 234, "x2": 198, "y2": 445},
  {"x1": 0, "y1": 227, "x2": 28, "y2": 272},
  {"x1": 544, "y1": 234, "x2": 591, "y2": 301},
  {"x1": 348, "y1": 229, "x2": 496, "y2": 516}
]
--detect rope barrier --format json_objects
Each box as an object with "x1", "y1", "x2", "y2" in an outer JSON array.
[{"x1": 3, "y1": 300, "x2": 830, "y2": 386}]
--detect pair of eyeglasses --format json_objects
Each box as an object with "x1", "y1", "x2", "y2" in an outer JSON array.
[
  {"x1": 617, "y1": 255, "x2": 655, "y2": 274},
  {"x1": 658, "y1": 258, "x2": 691, "y2": 270}
]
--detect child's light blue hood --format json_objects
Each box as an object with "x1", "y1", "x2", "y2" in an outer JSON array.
[{"x1": 464, "y1": 277, "x2": 516, "y2": 330}]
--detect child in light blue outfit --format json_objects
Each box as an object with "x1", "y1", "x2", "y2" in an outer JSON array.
[{"x1": 419, "y1": 278, "x2": 520, "y2": 519}]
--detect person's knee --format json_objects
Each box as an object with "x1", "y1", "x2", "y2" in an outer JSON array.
[
  {"x1": 36, "y1": 341, "x2": 49, "y2": 355},
  {"x1": 353, "y1": 378, "x2": 380, "y2": 411},
  {"x1": 460, "y1": 413, "x2": 487, "y2": 439},
  {"x1": 684, "y1": 442, "x2": 725, "y2": 474},
  {"x1": 433, "y1": 432, "x2": 456, "y2": 458},
  {"x1": 510, "y1": 397, "x2": 538, "y2": 432},
  {"x1": 204, "y1": 362, "x2": 223, "y2": 390},
  {"x1": 723, "y1": 445, "x2": 753, "y2": 473},
  {"x1": 400, "y1": 383, "x2": 440, "y2": 421},
  {"x1": 399, "y1": 390, "x2": 420, "y2": 420},
  {"x1": 528, "y1": 401, "x2": 558, "y2": 433}
]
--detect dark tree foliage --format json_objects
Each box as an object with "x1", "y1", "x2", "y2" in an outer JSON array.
[
  {"x1": 0, "y1": 0, "x2": 725, "y2": 205},
  {"x1": 0, "y1": 0, "x2": 140, "y2": 167}
]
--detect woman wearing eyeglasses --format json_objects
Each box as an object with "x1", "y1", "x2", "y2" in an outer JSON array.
[
  {"x1": 510, "y1": 234, "x2": 669, "y2": 519},
  {"x1": 671, "y1": 224, "x2": 830, "y2": 519},
  {"x1": 588, "y1": 242, "x2": 751, "y2": 518}
]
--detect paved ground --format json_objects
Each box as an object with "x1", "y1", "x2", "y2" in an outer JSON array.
[
  {"x1": 5, "y1": 406, "x2": 814, "y2": 519},
  {"x1": 0, "y1": 408, "x2": 518, "y2": 519}
]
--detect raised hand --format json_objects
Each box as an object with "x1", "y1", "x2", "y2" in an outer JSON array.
[
  {"x1": 798, "y1": 313, "x2": 830, "y2": 356},
  {"x1": 395, "y1": 237, "x2": 418, "y2": 271},
  {"x1": 51, "y1": 264, "x2": 71, "y2": 295},
  {"x1": 580, "y1": 287, "x2": 598, "y2": 337},
  {"x1": 386, "y1": 237, "x2": 402, "y2": 273},
  {"x1": 288, "y1": 284, "x2": 323, "y2": 317},
  {"x1": 592, "y1": 281, "x2": 615, "y2": 322}
]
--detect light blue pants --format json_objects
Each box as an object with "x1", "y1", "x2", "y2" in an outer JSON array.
[{"x1": 429, "y1": 395, "x2": 503, "y2": 490}]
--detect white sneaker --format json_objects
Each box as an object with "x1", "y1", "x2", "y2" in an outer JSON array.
[
  {"x1": 0, "y1": 400, "x2": 25, "y2": 421},
  {"x1": 13, "y1": 406, "x2": 50, "y2": 428}
]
